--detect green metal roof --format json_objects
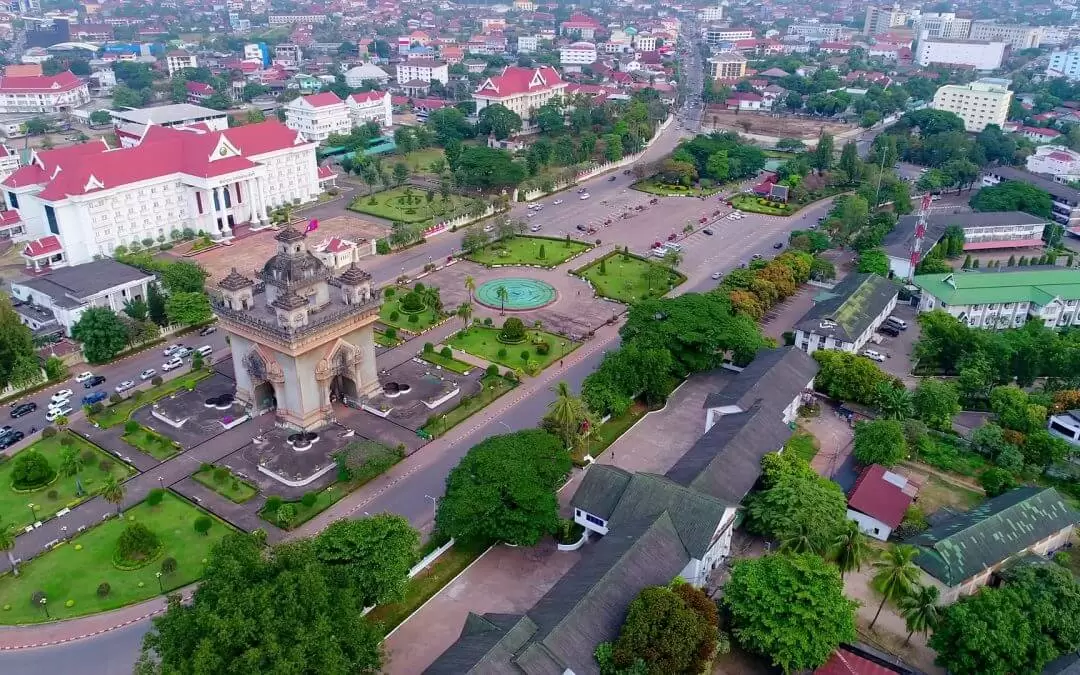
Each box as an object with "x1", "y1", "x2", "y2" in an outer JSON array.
[
  {"x1": 908, "y1": 487, "x2": 1078, "y2": 586},
  {"x1": 913, "y1": 269, "x2": 1080, "y2": 307}
]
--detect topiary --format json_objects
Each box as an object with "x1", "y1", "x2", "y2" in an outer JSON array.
[
  {"x1": 424, "y1": 342, "x2": 434, "y2": 353},
  {"x1": 483, "y1": 317, "x2": 493, "y2": 326},
  {"x1": 108, "y1": 393, "x2": 122, "y2": 404},
  {"x1": 264, "y1": 495, "x2": 283, "y2": 513},
  {"x1": 535, "y1": 341, "x2": 550, "y2": 355},
  {"x1": 96, "y1": 582, "x2": 111, "y2": 598},
  {"x1": 151, "y1": 376, "x2": 163, "y2": 386},
  {"x1": 389, "y1": 310, "x2": 400, "y2": 321},
  {"x1": 384, "y1": 327, "x2": 397, "y2": 339},
  {"x1": 400, "y1": 290, "x2": 426, "y2": 313},
  {"x1": 301, "y1": 492, "x2": 317, "y2": 507},
  {"x1": 115, "y1": 522, "x2": 161, "y2": 563},
  {"x1": 124, "y1": 420, "x2": 140, "y2": 434},
  {"x1": 486, "y1": 364, "x2": 499, "y2": 376},
  {"x1": 46, "y1": 489, "x2": 58, "y2": 501},
  {"x1": 160, "y1": 556, "x2": 177, "y2": 576},
  {"x1": 440, "y1": 346, "x2": 452, "y2": 358},
  {"x1": 193, "y1": 516, "x2": 213, "y2": 535},
  {"x1": 11, "y1": 451, "x2": 56, "y2": 490},
  {"x1": 384, "y1": 287, "x2": 396, "y2": 298},
  {"x1": 520, "y1": 350, "x2": 530, "y2": 361},
  {"x1": 497, "y1": 347, "x2": 508, "y2": 359},
  {"x1": 408, "y1": 313, "x2": 419, "y2": 323},
  {"x1": 499, "y1": 317, "x2": 526, "y2": 343},
  {"x1": 146, "y1": 488, "x2": 165, "y2": 507}
]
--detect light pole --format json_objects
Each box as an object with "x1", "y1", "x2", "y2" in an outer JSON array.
[
  {"x1": 157, "y1": 476, "x2": 164, "y2": 490},
  {"x1": 155, "y1": 571, "x2": 163, "y2": 593},
  {"x1": 39, "y1": 597, "x2": 48, "y2": 619},
  {"x1": 424, "y1": 495, "x2": 437, "y2": 522},
  {"x1": 27, "y1": 503, "x2": 35, "y2": 524}
]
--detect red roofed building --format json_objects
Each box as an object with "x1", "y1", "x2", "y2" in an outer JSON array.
[
  {"x1": 284, "y1": 91, "x2": 352, "y2": 142},
  {"x1": 347, "y1": 91, "x2": 393, "y2": 128},
  {"x1": 473, "y1": 66, "x2": 567, "y2": 127},
  {"x1": 561, "y1": 13, "x2": 600, "y2": 40},
  {"x1": 2, "y1": 121, "x2": 319, "y2": 264},
  {"x1": 1019, "y1": 126, "x2": 1062, "y2": 144},
  {"x1": 815, "y1": 645, "x2": 913, "y2": 675},
  {"x1": 185, "y1": 81, "x2": 214, "y2": 104},
  {"x1": 847, "y1": 464, "x2": 917, "y2": 541},
  {"x1": 0, "y1": 70, "x2": 90, "y2": 113}
]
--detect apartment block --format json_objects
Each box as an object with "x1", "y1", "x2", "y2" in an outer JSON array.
[{"x1": 931, "y1": 78, "x2": 1013, "y2": 132}]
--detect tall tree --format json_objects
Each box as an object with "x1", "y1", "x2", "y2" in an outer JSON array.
[
  {"x1": 165, "y1": 292, "x2": 212, "y2": 326},
  {"x1": 811, "y1": 132, "x2": 835, "y2": 174},
  {"x1": 837, "y1": 141, "x2": 862, "y2": 182},
  {"x1": 101, "y1": 475, "x2": 125, "y2": 515},
  {"x1": 746, "y1": 453, "x2": 848, "y2": 549},
  {"x1": 543, "y1": 382, "x2": 590, "y2": 451},
  {"x1": 160, "y1": 261, "x2": 209, "y2": 293},
  {"x1": 314, "y1": 515, "x2": 418, "y2": 607},
  {"x1": 970, "y1": 181, "x2": 1052, "y2": 218},
  {"x1": 870, "y1": 544, "x2": 922, "y2": 629},
  {"x1": 59, "y1": 446, "x2": 87, "y2": 496},
  {"x1": 477, "y1": 104, "x2": 522, "y2": 140},
  {"x1": 912, "y1": 379, "x2": 961, "y2": 431},
  {"x1": 0, "y1": 295, "x2": 39, "y2": 390},
  {"x1": 874, "y1": 381, "x2": 913, "y2": 420},
  {"x1": 72, "y1": 308, "x2": 130, "y2": 364},
  {"x1": 853, "y1": 419, "x2": 908, "y2": 467},
  {"x1": 898, "y1": 584, "x2": 940, "y2": 646},
  {"x1": 147, "y1": 283, "x2": 168, "y2": 326},
  {"x1": 830, "y1": 519, "x2": 873, "y2": 581}
]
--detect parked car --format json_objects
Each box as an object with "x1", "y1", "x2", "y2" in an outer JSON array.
[
  {"x1": 45, "y1": 405, "x2": 71, "y2": 422},
  {"x1": 608, "y1": 175, "x2": 616, "y2": 181},
  {"x1": 773, "y1": 242, "x2": 784, "y2": 249},
  {"x1": 162, "y1": 358, "x2": 183, "y2": 372},
  {"x1": 703, "y1": 228, "x2": 714, "y2": 235},
  {"x1": 199, "y1": 325, "x2": 217, "y2": 336},
  {"x1": 711, "y1": 272, "x2": 723, "y2": 280},
  {"x1": 576, "y1": 224, "x2": 588, "y2": 232},
  {"x1": 10, "y1": 402, "x2": 36, "y2": 418},
  {"x1": 163, "y1": 344, "x2": 185, "y2": 357},
  {"x1": 861, "y1": 349, "x2": 886, "y2": 362},
  {"x1": 140, "y1": 369, "x2": 157, "y2": 380},
  {"x1": 82, "y1": 391, "x2": 107, "y2": 406},
  {"x1": 529, "y1": 224, "x2": 542, "y2": 232},
  {"x1": 83, "y1": 375, "x2": 107, "y2": 388},
  {"x1": 482, "y1": 224, "x2": 494, "y2": 233},
  {"x1": 552, "y1": 199, "x2": 563, "y2": 205},
  {"x1": 115, "y1": 380, "x2": 136, "y2": 393},
  {"x1": 195, "y1": 345, "x2": 213, "y2": 357},
  {"x1": 74, "y1": 371, "x2": 94, "y2": 383},
  {"x1": 751, "y1": 253, "x2": 763, "y2": 260},
  {"x1": 579, "y1": 193, "x2": 590, "y2": 200},
  {"x1": 0, "y1": 431, "x2": 24, "y2": 449},
  {"x1": 878, "y1": 324, "x2": 901, "y2": 337},
  {"x1": 50, "y1": 389, "x2": 73, "y2": 405}
]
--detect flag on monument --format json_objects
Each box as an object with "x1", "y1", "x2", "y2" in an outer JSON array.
[{"x1": 306, "y1": 219, "x2": 319, "y2": 233}]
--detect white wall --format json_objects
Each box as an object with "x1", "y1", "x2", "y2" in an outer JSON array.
[{"x1": 847, "y1": 509, "x2": 893, "y2": 541}]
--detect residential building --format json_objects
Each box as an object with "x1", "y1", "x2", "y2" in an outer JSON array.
[
  {"x1": 517, "y1": 35, "x2": 539, "y2": 53},
  {"x1": 886, "y1": 211, "x2": 1048, "y2": 280},
  {"x1": 0, "y1": 69, "x2": 88, "y2": 114},
  {"x1": 395, "y1": 58, "x2": 449, "y2": 85},
  {"x1": 346, "y1": 90, "x2": 392, "y2": 129},
  {"x1": 908, "y1": 487, "x2": 1077, "y2": 604},
  {"x1": 787, "y1": 23, "x2": 844, "y2": 42},
  {"x1": 916, "y1": 37, "x2": 1007, "y2": 71},
  {"x1": 930, "y1": 78, "x2": 1013, "y2": 132},
  {"x1": 699, "y1": 4, "x2": 724, "y2": 22},
  {"x1": 911, "y1": 12, "x2": 972, "y2": 39},
  {"x1": 914, "y1": 269, "x2": 1080, "y2": 330},
  {"x1": 560, "y1": 13, "x2": 600, "y2": 40},
  {"x1": 815, "y1": 645, "x2": 921, "y2": 675},
  {"x1": 864, "y1": 3, "x2": 907, "y2": 35},
  {"x1": 703, "y1": 27, "x2": 754, "y2": 45},
  {"x1": 559, "y1": 41, "x2": 597, "y2": 68},
  {"x1": 165, "y1": 50, "x2": 197, "y2": 76},
  {"x1": 969, "y1": 22, "x2": 1042, "y2": 49},
  {"x1": 2, "y1": 121, "x2": 320, "y2": 267},
  {"x1": 273, "y1": 44, "x2": 302, "y2": 67},
  {"x1": 1047, "y1": 46, "x2": 1080, "y2": 81},
  {"x1": 1048, "y1": 409, "x2": 1080, "y2": 447},
  {"x1": 1029, "y1": 145, "x2": 1080, "y2": 182},
  {"x1": 1018, "y1": 126, "x2": 1063, "y2": 144},
  {"x1": 268, "y1": 14, "x2": 326, "y2": 24},
  {"x1": 793, "y1": 273, "x2": 899, "y2": 355},
  {"x1": 981, "y1": 165, "x2": 1080, "y2": 228},
  {"x1": 185, "y1": 81, "x2": 214, "y2": 105},
  {"x1": 284, "y1": 92, "x2": 352, "y2": 143},
  {"x1": 343, "y1": 63, "x2": 390, "y2": 87},
  {"x1": 0, "y1": 144, "x2": 20, "y2": 182},
  {"x1": 634, "y1": 35, "x2": 657, "y2": 52},
  {"x1": 9, "y1": 258, "x2": 153, "y2": 335},
  {"x1": 846, "y1": 464, "x2": 916, "y2": 541},
  {"x1": 707, "y1": 52, "x2": 747, "y2": 80},
  {"x1": 110, "y1": 104, "x2": 229, "y2": 148},
  {"x1": 473, "y1": 66, "x2": 567, "y2": 129}
]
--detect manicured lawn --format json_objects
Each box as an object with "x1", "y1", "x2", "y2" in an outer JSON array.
[
  {"x1": 420, "y1": 350, "x2": 475, "y2": 375},
  {"x1": 915, "y1": 474, "x2": 983, "y2": 516},
  {"x1": 466, "y1": 236, "x2": 591, "y2": 268},
  {"x1": 572, "y1": 401, "x2": 649, "y2": 465},
  {"x1": 0, "y1": 432, "x2": 134, "y2": 530},
  {"x1": 91, "y1": 371, "x2": 211, "y2": 429},
  {"x1": 421, "y1": 374, "x2": 517, "y2": 438},
  {"x1": 347, "y1": 186, "x2": 476, "y2": 224},
  {"x1": 121, "y1": 425, "x2": 182, "y2": 461},
  {"x1": 448, "y1": 326, "x2": 578, "y2": 374},
  {"x1": 399, "y1": 147, "x2": 446, "y2": 174},
  {"x1": 631, "y1": 179, "x2": 721, "y2": 197},
  {"x1": 731, "y1": 193, "x2": 795, "y2": 216},
  {"x1": 192, "y1": 466, "x2": 257, "y2": 503},
  {"x1": 0, "y1": 492, "x2": 232, "y2": 624},
  {"x1": 374, "y1": 329, "x2": 403, "y2": 348},
  {"x1": 379, "y1": 293, "x2": 444, "y2": 333},
  {"x1": 576, "y1": 252, "x2": 685, "y2": 304},
  {"x1": 786, "y1": 431, "x2": 820, "y2": 463},
  {"x1": 366, "y1": 541, "x2": 488, "y2": 635}
]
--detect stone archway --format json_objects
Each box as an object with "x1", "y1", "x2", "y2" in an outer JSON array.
[
  {"x1": 253, "y1": 381, "x2": 277, "y2": 412},
  {"x1": 326, "y1": 344, "x2": 361, "y2": 405}
]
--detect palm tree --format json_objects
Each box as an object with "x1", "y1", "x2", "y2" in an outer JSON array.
[
  {"x1": 0, "y1": 521, "x2": 17, "y2": 576},
  {"x1": 546, "y1": 381, "x2": 588, "y2": 450},
  {"x1": 101, "y1": 475, "x2": 126, "y2": 516},
  {"x1": 874, "y1": 382, "x2": 913, "y2": 420},
  {"x1": 59, "y1": 446, "x2": 86, "y2": 497},
  {"x1": 898, "y1": 584, "x2": 940, "y2": 646},
  {"x1": 496, "y1": 285, "x2": 509, "y2": 315},
  {"x1": 779, "y1": 522, "x2": 822, "y2": 555},
  {"x1": 464, "y1": 275, "x2": 476, "y2": 298},
  {"x1": 830, "y1": 520, "x2": 873, "y2": 581},
  {"x1": 456, "y1": 302, "x2": 473, "y2": 329},
  {"x1": 870, "y1": 544, "x2": 922, "y2": 629}
]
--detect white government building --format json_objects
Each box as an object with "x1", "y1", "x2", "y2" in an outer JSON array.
[
  {"x1": 2, "y1": 120, "x2": 325, "y2": 269},
  {"x1": 284, "y1": 91, "x2": 393, "y2": 143}
]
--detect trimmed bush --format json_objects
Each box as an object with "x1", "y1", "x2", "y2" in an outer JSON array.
[
  {"x1": 486, "y1": 364, "x2": 499, "y2": 376},
  {"x1": 160, "y1": 556, "x2": 177, "y2": 576},
  {"x1": 193, "y1": 516, "x2": 213, "y2": 535},
  {"x1": 535, "y1": 341, "x2": 550, "y2": 355},
  {"x1": 440, "y1": 346, "x2": 452, "y2": 358},
  {"x1": 424, "y1": 342, "x2": 434, "y2": 353},
  {"x1": 384, "y1": 327, "x2": 397, "y2": 339},
  {"x1": 408, "y1": 313, "x2": 419, "y2": 324},
  {"x1": 497, "y1": 347, "x2": 508, "y2": 359},
  {"x1": 124, "y1": 420, "x2": 140, "y2": 434},
  {"x1": 483, "y1": 317, "x2": 493, "y2": 326},
  {"x1": 499, "y1": 317, "x2": 526, "y2": 343},
  {"x1": 400, "y1": 291, "x2": 426, "y2": 313},
  {"x1": 151, "y1": 376, "x2": 163, "y2": 386},
  {"x1": 46, "y1": 489, "x2": 58, "y2": 500},
  {"x1": 520, "y1": 350, "x2": 530, "y2": 361},
  {"x1": 146, "y1": 488, "x2": 165, "y2": 507},
  {"x1": 384, "y1": 287, "x2": 396, "y2": 298},
  {"x1": 96, "y1": 582, "x2": 110, "y2": 598},
  {"x1": 11, "y1": 451, "x2": 56, "y2": 490},
  {"x1": 115, "y1": 523, "x2": 161, "y2": 564},
  {"x1": 389, "y1": 310, "x2": 400, "y2": 321},
  {"x1": 264, "y1": 495, "x2": 283, "y2": 513},
  {"x1": 301, "y1": 492, "x2": 318, "y2": 507}
]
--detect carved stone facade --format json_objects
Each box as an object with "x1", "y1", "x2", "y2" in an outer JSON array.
[{"x1": 213, "y1": 225, "x2": 381, "y2": 430}]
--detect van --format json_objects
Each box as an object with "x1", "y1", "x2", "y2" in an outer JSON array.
[
  {"x1": 46, "y1": 405, "x2": 72, "y2": 422},
  {"x1": 162, "y1": 358, "x2": 183, "y2": 372},
  {"x1": 196, "y1": 345, "x2": 213, "y2": 358},
  {"x1": 886, "y1": 316, "x2": 908, "y2": 330}
]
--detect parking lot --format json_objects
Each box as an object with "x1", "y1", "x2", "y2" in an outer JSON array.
[{"x1": 867, "y1": 301, "x2": 920, "y2": 386}]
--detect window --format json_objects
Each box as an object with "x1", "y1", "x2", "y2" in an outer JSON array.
[
  {"x1": 44, "y1": 205, "x2": 58, "y2": 235},
  {"x1": 584, "y1": 513, "x2": 605, "y2": 527},
  {"x1": 7, "y1": 191, "x2": 16, "y2": 209}
]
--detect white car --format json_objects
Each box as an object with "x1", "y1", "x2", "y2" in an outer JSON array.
[
  {"x1": 45, "y1": 405, "x2": 72, "y2": 422},
  {"x1": 552, "y1": 199, "x2": 563, "y2": 205},
  {"x1": 162, "y1": 358, "x2": 183, "y2": 372},
  {"x1": 50, "y1": 389, "x2": 73, "y2": 405},
  {"x1": 163, "y1": 344, "x2": 184, "y2": 357},
  {"x1": 482, "y1": 224, "x2": 494, "y2": 233},
  {"x1": 140, "y1": 368, "x2": 157, "y2": 380},
  {"x1": 74, "y1": 371, "x2": 94, "y2": 383},
  {"x1": 579, "y1": 193, "x2": 590, "y2": 200},
  {"x1": 174, "y1": 347, "x2": 192, "y2": 359},
  {"x1": 861, "y1": 349, "x2": 886, "y2": 363},
  {"x1": 529, "y1": 224, "x2": 542, "y2": 232},
  {"x1": 115, "y1": 380, "x2": 136, "y2": 393},
  {"x1": 711, "y1": 272, "x2": 723, "y2": 280}
]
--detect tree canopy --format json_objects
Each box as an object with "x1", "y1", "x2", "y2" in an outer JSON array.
[
  {"x1": 72, "y1": 307, "x2": 130, "y2": 364},
  {"x1": 745, "y1": 452, "x2": 848, "y2": 550},
  {"x1": 0, "y1": 295, "x2": 40, "y2": 390},
  {"x1": 453, "y1": 146, "x2": 526, "y2": 190},
  {"x1": 314, "y1": 514, "x2": 418, "y2": 607},
  {"x1": 853, "y1": 419, "x2": 907, "y2": 466},
  {"x1": 970, "y1": 181, "x2": 1052, "y2": 219}
]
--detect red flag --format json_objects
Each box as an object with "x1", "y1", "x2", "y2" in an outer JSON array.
[{"x1": 305, "y1": 219, "x2": 318, "y2": 233}]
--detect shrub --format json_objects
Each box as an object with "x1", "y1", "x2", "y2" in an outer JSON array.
[
  {"x1": 408, "y1": 313, "x2": 419, "y2": 324},
  {"x1": 116, "y1": 522, "x2": 161, "y2": 563},
  {"x1": 486, "y1": 364, "x2": 499, "y2": 376},
  {"x1": 483, "y1": 317, "x2": 493, "y2": 326},
  {"x1": 440, "y1": 346, "x2": 452, "y2": 358},
  {"x1": 301, "y1": 491, "x2": 317, "y2": 507},
  {"x1": 384, "y1": 327, "x2": 397, "y2": 339},
  {"x1": 199, "y1": 462, "x2": 212, "y2": 473},
  {"x1": 11, "y1": 451, "x2": 56, "y2": 490},
  {"x1": 389, "y1": 310, "x2": 400, "y2": 321},
  {"x1": 81, "y1": 449, "x2": 96, "y2": 463},
  {"x1": 424, "y1": 342, "x2": 434, "y2": 353},
  {"x1": 41, "y1": 426, "x2": 57, "y2": 438},
  {"x1": 151, "y1": 376, "x2": 163, "y2": 386},
  {"x1": 146, "y1": 488, "x2": 165, "y2": 507},
  {"x1": 400, "y1": 291, "x2": 426, "y2": 313},
  {"x1": 384, "y1": 287, "x2": 396, "y2": 298},
  {"x1": 520, "y1": 349, "x2": 530, "y2": 361},
  {"x1": 108, "y1": 393, "x2": 122, "y2": 404},
  {"x1": 1054, "y1": 551, "x2": 1072, "y2": 568},
  {"x1": 193, "y1": 516, "x2": 213, "y2": 535},
  {"x1": 212, "y1": 466, "x2": 229, "y2": 483},
  {"x1": 88, "y1": 402, "x2": 104, "y2": 414},
  {"x1": 264, "y1": 496, "x2": 283, "y2": 513},
  {"x1": 59, "y1": 435, "x2": 72, "y2": 447},
  {"x1": 96, "y1": 582, "x2": 111, "y2": 598},
  {"x1": 65, "y1": 599, "x2": 75, "y2": 608},
  {"x1": 124, "y1": 420, "x2": 140, "y2": 434},
  {"x1": 497, "y1": 347, "x2": 508, "y2": 359},
  {"x1": 98, "y1": 459, "x2": 112, "y2": 473},
  {"x1": 499, "y1": 317, "x2": 526, "y2": 342},
  {"x1": 160, "y1": 557, "x2": 177, "y2": 576},
  {"x1": 46, "y1": 489, "x2": 58, "y2": 500},
  {"x1": 30, "y1": 591, "x2": 45, "y2": 608},
  {"x1": 535, "y1": 341, "x2": 550, "y2": 355}
]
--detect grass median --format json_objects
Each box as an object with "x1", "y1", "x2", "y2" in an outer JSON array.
[
  {"x1": 575, "y1": 251, "x2": 685, "y2": 304},
  {"x1": 465, "y1": 235, "x2": 591, "y2": 268},
  {"x1": 421, "y1": 374, "x2": 517, "y2": 438},
  {"x1": 448, "y1": 326, "x2": 578, "y2": 374}
]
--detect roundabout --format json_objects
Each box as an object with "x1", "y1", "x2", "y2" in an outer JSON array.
[{"x1": 474, "y1": 278, "x2": 557, "y2": 311}]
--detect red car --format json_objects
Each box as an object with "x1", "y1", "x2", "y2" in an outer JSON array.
[
  {"x1": 653, "y1": 241, "x2": 663, "y2": 249},
  {"x1": 667, "y1": 233, "x2": 677, "y2": 241},
  {"x1": 699, "y1": 217, "x2": 708, "y2": 223}
]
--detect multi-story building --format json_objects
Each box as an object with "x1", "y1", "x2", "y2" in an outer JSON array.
[
  {"x1": 1027, "y1": 145, "x2": 1080, "y2": 182},
  {"x1": 110, "y1": 104, "x2": 229, "y2": 148},
  {"x1": 931, "y1": 78, "x2": 1013, "y2": 132},
  {"x1": 981, "y1": 165, "x2": 1080, "y2": 228},
  {"x1": 707, "y1": 52, "x2": 747, "y2": 80},
  {"x1": 1039, "y1": 26, "x2": 1074, "y2": 46},
  {"x1": 9, "y1": 259, "x2": 154, "y2": 333},
  {"x1": 634, "y1": 34, "x2": 657, "y2": 52},
  {"x1": 268, "y1": 14, "x2": 326, "y2": 24},
  {"x1": 2, "y1": 121, "x2": 320, "y2": 267},
  {"x1": 787, "y1": 22, "x2": 844, "y2": 42},
  {"x1": 346, "y1": 91, "x2": 392, "y2": 128},
  {"x1": 560, "y1": 13, "x2": 600, "y2": 40},
  {"x1": 793, "y1": 274, "x2": 899, "y2": 354},
  {"x1": 915, "y1": 268, "x2": 1080, "y2": 330},
  {"x1": 704, "y1": 26, "x2": 754, "y2": 45},
  {"x1": 969, "y1": 22, "x2": 1042, "y2": 49},
  {"x1": 0, "y1": 70, "x2": 88, "y2": 114},
  {"x1": 699, "y1": 4, "x2": 723, "y2": 22},
  {"x1": 559, "y1": 41, "x2": 597, "y2": 68},
  {"x1": 284, "y1": 92, "x2": 352, "y2": 143},
  {"x1": 1047, "y1": 46, "x2": 1080, "y2": 81},
  {"x1": 916, "y1": 36, "x2": 1007, "y2": 70},
  {"x1": 343, "y1": 63, "x2": 390, "y2": 87},
  {"x1": 864, "y1": 3, "x2": 907, "y2": 35},
  {"x1": 165, "y1": 50, "x2": 197, "y2": 76},
  {"x1": 394, "y1": 58, "x2": 449, "y2": 85},
  {"x1": 517, "y1": 35, "x2": 539, "y2": 53},
  {"x1": 273, "y1": 44, "x2": 302, "y2": 67},
  {"x1": 473, "y1": 66, "x2": 567, "y2": 129},
  {"x1": 911, "y1": 12, "x2": 972, "y2": 39}
]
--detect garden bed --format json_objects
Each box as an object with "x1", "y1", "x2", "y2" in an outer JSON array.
[
  {"x1": 421, "y1": 374, "x2": 517, "y2": 438},
  {"x1": 731, "y1": 194, "x2": 795, "y2": 216},
  {"x1": 379, "y1": 293, "x2": 444, "y2": 333},
  {"x1": 121, "y1": 424, "x2": 182, "y2": 461},
  {"x1": 0, "y1": 432, "x2": 134, "y2": 530},
  {"x1": 574, "y1": 251, "x2": 685, "y2": 304},
  {"x1": 448, "y1": 326, "x2": 578, "y2": 374},
  {"x1": 571, "y1": 401, "x2": 650, "y2": 466},
  {"x1": 465, "y1": 235, "x2": 591, "y2": 268},
  {"x1": 192, "y1": 465, "x2": 257, "y2": 503},
  {"x1": 347, "y1": 186, "x2": 475, "y2": 224},
  {"x1": 631, "y1": 179, "x2": 721, "y2": 197},
  {"x1": 90, "y1": 371, "x2": 211, "y2": 429},
  {"x1": 374, "y1": 329, "x2": 403, "y2": 348},
  {"x1": 0, "y1": 492, "x2": 232, "y2": 624}
]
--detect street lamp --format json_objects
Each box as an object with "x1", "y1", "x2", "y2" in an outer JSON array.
[
  {"x1": 27, "y1": 503, "x2": 35, "y2": 524},
  {"x1": 424, "y1": 495, "x2": 437, "y2": 522},
  {"x1": 157, "y1": 476, "x2": 164, "y2": 490},
  {"x1": 39, "y1": 597, "x2": 48, "y2": 619},
  {"x1": 156, "y1": 571, "x2": 163, "y2": 593}
]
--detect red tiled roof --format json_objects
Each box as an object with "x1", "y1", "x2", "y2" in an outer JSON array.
[
  {"x1": 0, "y1": 71, "x2": 84, "y2": 94},
  {"x1": 349, "y1": 91, "x2": 387, "y2": 105},
  {"x1": 301, "y1": 92, "x2": 344, "y2": 108},
  {"x1": 23, "y1": 235, "x2": 62, "y2": 257},
  {"x1": 317, "y1": 165, "x2": 336, "y2": 179},
  {"x1": 1048, "y1": 151, "x2": 1076, "y2": 161},
  {"x1": 323, "y1": 236, "x2": 351, "y2": 252},
  {"x1": 186, "y1": 81, "x2": 214, "y2": 95},
  {"x1": 475, "y1": 66, "x2": 564, "y2": 98},
  {"x1": 1022, "y1": 126, "x2": 1061, "y2": 136},
  {"x1": 0, "y1": 209, "x2": 20, "y2": 226},
  {"x1": 815, "y1": 647, "x2": 898, "y2": 675},
  {"x1": 847, "y1": 464, "x2": 913, "y2": 529},
  {"x1": 562, "y1": 12, "x2": 599, "y2": 27}
]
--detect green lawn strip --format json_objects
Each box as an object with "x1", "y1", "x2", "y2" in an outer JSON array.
[
  {"x1": 91, "y1": 371, "x2": 211, "y2": 429},
  {"x1": 0, "y1": 492, "x2": 232, "y2": 624},
  {"x1": 191, "y1": 466, "x2": 257, "y2": 504},
  {"x1": 378, "y1": 294, "x2": 444, "y2": 333},
  {"x1": 419, "y1": 350, "x2": 475, "y2": 375},
  {"x1": 465, "y1": 235, "x2": 591, "y2": 268},
  {"x1": 630, "y1": 179, "x2": 721, "y2": 197},
  {"x1": 448, "y1": 326, "x2": 579, "y2": 374},
  {"x1": 347, "y1": 187, "x2": 474, "y2": 224},
  {"x1": 574, "y1": 251, "x2": 685, "y2": 304},
  {"x1": 786, "y1": 430, "x2": 819, "y2": 463},
  {"x1": 399, "y1": 148, "x2": 446, "y2": 173},
  {"x1": 121, "y1": 425, "x2": 182, "y2": 461},
  {"x1": 0, "y1": 432, "x2": 134, "y2": 530},
  {"x1": 731, "y1": 194, "x2": 794, "y2": 216},
  {"x1": 421, "y1": 374, "x2": 517, "y2": 438},
  {"x1": 365, "y1": 541, "x2": 489, "y2": 635},
  {"x1": 374, "y1": 329, "x2": 403, "y2": 348},
  {"x1": 572, "y1": 401, "x2": 650, "y2": 465}
]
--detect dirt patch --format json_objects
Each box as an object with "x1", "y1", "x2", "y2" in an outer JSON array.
[{"x1": 702, "y1": 109, "x2": 853, "y2": 141}]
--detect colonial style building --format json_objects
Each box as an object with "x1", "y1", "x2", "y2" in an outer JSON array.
[
  {"x1": 284, "y1": 92, "x2": 353, "y2": 143},
  {"x1": 473, "y1": 66, "x2": 567, "y2": 129},
  {"x1": 914, "y1": 268, "x2": 1080, "y2": 330},
  {"x1": 2, "y1": 120, "x2": 320, "y2": 267},
  {"x1": 0, "y1": 70, "x2": 89, "y2": 114},
  {"x1": 346, "y1": 91, "x2": 393, "y2": 128},
  {"x1": 1026, "y1": 145, "x2": 1080, "y2": 182}
]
